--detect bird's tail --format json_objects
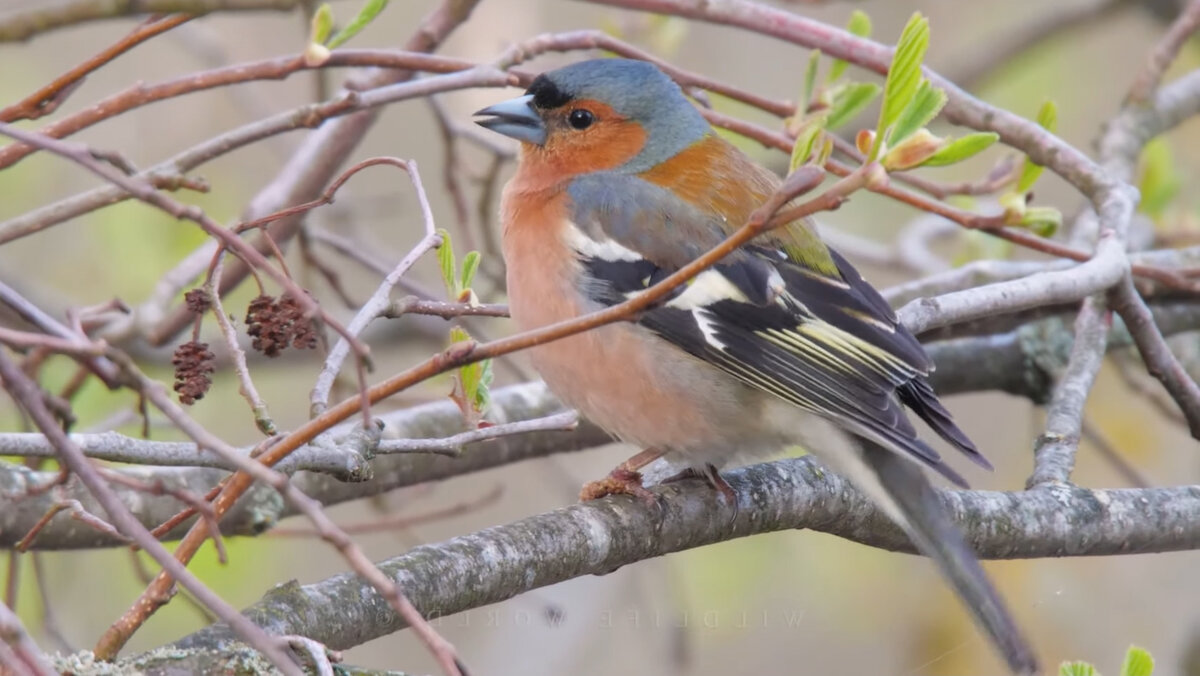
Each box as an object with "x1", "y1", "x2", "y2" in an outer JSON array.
[{"x1": 856, "y1": 439, "x2": 1039, "y2": 675}]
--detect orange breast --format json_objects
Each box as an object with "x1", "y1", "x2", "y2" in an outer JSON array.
[{"x1": 499, "y1": 178, "x2": 749, "y2": 453}]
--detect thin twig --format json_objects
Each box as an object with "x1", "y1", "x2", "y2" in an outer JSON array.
[
  {"x1": 206, "y1": 253, "x2": 277, "y2": 435},
  {"x1": 283, "y1": 635, "x2": 339, "y2": 676},
  {"x1": 383, "y1": 297, "x2": 511, "y2": 320},
  {"x1": 0, "y1": 0, "x2": 301, "y2": 42},
  {"x1": 96, "y1": 352, "x2": 469, "y2": 676},
  {"x1": 0, "y1": 350, "x2": 302, "y2": 674},
  {"x1": 1127, "y1": 0, "x2": 1200, "y2": 102},
  {"x1": 98, "y1": 468, "x2": 228, "y2": 564},
  {"x1": 0, "y1": 49, "x2": 479, "y2": 169},
  {"x1": 310, "y1": 159, "x2": 442, "y2": 418},
  {"x1": 897, "y1": 233, "x2": 1127, "y2": 335},
  {"x1": 0, "y1": 14, "x2": 195, "y2": 123},
  {"x1": 0, "y1": 121, "x2": 371, "y2": 369},
  {"x1": 1109, "y1": 276, "x2": 1200, "y2": 438},
  {"x1": 0, "y1": 280, "x2": 121, "y2": 386},
  {"x1": 376, "y1": 411, "x2": 579, "y2": 457},
  {"x1": 16, "y1": 499, "x2": 130, "y2": 552},
  {"x1": 695, "y1": 107, "x2": 1199, "y2": 293},
  {"x1": 0, "y1": 600, "x2": 55, "y2": 676}
]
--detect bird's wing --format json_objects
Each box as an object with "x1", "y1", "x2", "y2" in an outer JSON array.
[
  {"x1": 566, "y1": 172, "x2": 1038, "y2": 674},
  {"x1": 565, "y1": 172, "x2": 987, "y2": 486}
]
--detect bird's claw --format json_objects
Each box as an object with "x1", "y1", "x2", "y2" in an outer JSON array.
[
  {"x1": 579, "y1": 467, "x2": 660, "y2": 508},
  {"x1": 663, "y1": 464, "x2": 739, "y2": 519}
]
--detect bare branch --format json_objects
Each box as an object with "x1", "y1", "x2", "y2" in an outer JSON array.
[
  {"x1": 310, "y1": 159, "x2": 441, "y2": 418},
  {"x1": 0, "y1": 49, "x2": 479, "y2": 169},
  {"x1": 134, "y1": 0, "x2": 489, "y2": 347},
  {"x1": 1109, "y1": 276, "x2": 1200, "y2": 437},
  {"x1": 0, "y1": 350, "x2": 302, "y2": 674},
  {"x1": 1027, "y1": 297, "x2": 1110, "y2": 487},
  {"x1": 376, "y1": 411, "x2": 580, "y2": 456},
  {"x1": 206, "y1": 255, "x2": 276, "y2": 435},
  {"x1": 0, "y1": 381, "x2": 603, "y2": 549},
  {"x1": 0, "y1": 0, "x2": 301, "y2": 42},
  {"x1": 0, "y1": 280, "x2": 121, "y2": 386},
  {"x1": 177, "y1": 455, "x2": 1200, "y2": 654},
  {"x1": 8, "y1": 297, "x2": 1200, "y2": 551},
  {"x1": 1127, "y1": 0, "x2": 1200, "y2": 102},
  {"x1": 897, "y1": 233, "x2": 1127, "y2": 335},
  {"x1": 0, "y1": 600, "x2": 55, "y2": 676},
  {"x1": 383, "y1": 297, "x2": 511, "y2": 320},
  {"x1": 0, "y1": 15, "x2": 194, "y2": 123}
]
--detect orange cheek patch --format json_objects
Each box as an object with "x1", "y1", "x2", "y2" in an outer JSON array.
[{"x1": 543, "y1": 100, "x2": 647, "y2": 174}]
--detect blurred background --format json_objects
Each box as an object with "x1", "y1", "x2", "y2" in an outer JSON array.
[{"x1": 2, "y1": 0, "x2": 1200, "y2": 673}]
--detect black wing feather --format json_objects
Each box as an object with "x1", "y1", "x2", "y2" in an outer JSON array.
[{"x1": 565, "y1": 172, "x2": 982, "y2": 484}]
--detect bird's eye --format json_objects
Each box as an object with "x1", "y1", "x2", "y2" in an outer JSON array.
[{"x1": 568, "y1": 109, "x2": 594, "y2": 130}]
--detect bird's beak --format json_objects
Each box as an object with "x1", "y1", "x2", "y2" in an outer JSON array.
[{"x1": 474, "y1": 94, "x2": 546, "y2": 146}]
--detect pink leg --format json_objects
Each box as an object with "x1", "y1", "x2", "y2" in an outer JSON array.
[
  {"x1": 663, "y1": 463, "x2": 737, "y2": 504},
  {"x1": 579, "y1": 447, "x2": 665, "y2": 505}
]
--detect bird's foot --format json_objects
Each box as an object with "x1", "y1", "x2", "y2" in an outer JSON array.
[
  {"x1": 664, "y1": 463, "x2": 738, "y2": 506},
  {"x1": 579, "y1": 467, "x2": 659, "y2": 506}
]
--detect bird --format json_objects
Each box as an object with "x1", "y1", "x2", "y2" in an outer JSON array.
[{"x1": 475, "y1": 57, "x2": 1037, "y2": 674}]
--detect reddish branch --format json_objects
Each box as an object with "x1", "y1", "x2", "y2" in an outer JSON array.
[
  {"x1": 0, "y1": 14, "x2": 195, "y2": 124},
  {"x1": 0, "y1": 351, "x2": 302, "y2": 675},
  {"x1": 0, "y1": 49, "x2": 480, "y2": 169},
  {"x1": 0, "y1": 121, "x2": 372, "y2": 373}
]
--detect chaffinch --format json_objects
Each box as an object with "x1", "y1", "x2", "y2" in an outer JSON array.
[{"x1": 476, "y1": 58, "x2": 1036, "y2": 673}]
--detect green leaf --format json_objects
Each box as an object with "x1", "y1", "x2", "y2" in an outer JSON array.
[
  {"x1": 1138, "y1": 137, "x2": 1181, "y2": 219},
  {"x1": 789, "y1": 115, "x2": 827, "y2": 172},
  {"x1": 1016, "y1": 99, "x2": 1058, "y2": 193},
  {"x1": 461, "y1": 362, "x2": 480, "y2": 405},
  {"x1": 873, "y1": 12, "x2": 930, "y2": 159},
  {"x1": 1120, "y1": 646, "x2": 1154, "y2": 676},
  {"x1": 815, "y1": 136, "x2": 834, "y2": 166},
  {"x1": 829, "y1": 10, "x2": 872, "y2": 82},
  {"x1": 921, "y1": 131, "x2": 999, "y2": 167},
  {"x1": 1019, "y1": 205, "x2": 1063, "y2": 237},
  {"x1": 460, "y1": 251, "x2": 481, "y2": 290},
  {"x1": 310, "y1": 3, "x2": 334, "y2": 45},
  {"x1": 327, "y1": 0, "x2": 389, "y2": 49},
  {"x1": 1059, "y1": 662, "x2": 1097, "y2": 676},
  {"x1": 475, "y1": 357, "x2": 494, "y2": 411},
  {"x1": 826, "y1": 82, "x2": 880, "y2": 130},
  {"x1": 803, "y1": 50, "x2": 821, "y2": 107},
  {"x1": 1036, "y1": 98, "x2": 1058, "y2": 131},
  {"x1": 436, "y1": 228, "x2": 457, "y2": 299},
  {"x1": 888, "y1": 79, "x2": 946, "y2": 146}
]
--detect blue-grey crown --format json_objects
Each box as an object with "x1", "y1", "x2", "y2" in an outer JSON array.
[{"x1": 528, "y1": 58, "x2": 712, "y2": 173}]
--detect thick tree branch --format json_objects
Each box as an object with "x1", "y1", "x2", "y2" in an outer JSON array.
[
  {"x1": 0, "y1": 382, "x2": 603, "y2": 548},
  {"x1": 176, "y1": 455, "x2": 1200, "y2": 653},
  {"x1": 7, "y1": 299, "x2": 1200, "y2": 550}
]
